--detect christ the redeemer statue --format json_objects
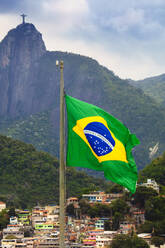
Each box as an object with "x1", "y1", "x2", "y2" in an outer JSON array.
[{"x1": 21, "y1": 14, "x2": 27, "y2": 24}]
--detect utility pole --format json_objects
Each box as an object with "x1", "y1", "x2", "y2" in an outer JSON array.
[{"x1": 56, "y1": 60, "x2": 66, "y2": 248}]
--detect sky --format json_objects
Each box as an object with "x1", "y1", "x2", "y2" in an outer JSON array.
[{"x1": 0, "y1": 0, "x2": 165, "y2": 80}]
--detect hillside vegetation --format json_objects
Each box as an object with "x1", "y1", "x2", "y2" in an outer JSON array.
[
  {"x1": 0, "y1": 135, "x2": 108, "y2": 208},
  {"x1": 0, "y1": 23, "x2": 165, "y2": 172},
  {"x1": 1, "y1": 52, "x2": 165, "y2": 170},
  {"x1": 130, "y1": 74, "x2": 165, "y2": 107},
  {"x1": 0, "y1": 110, "x2": 59, "y2": 156},
  {"x1": 139, "y1": 151, "x2": 165, "y2": 187}
]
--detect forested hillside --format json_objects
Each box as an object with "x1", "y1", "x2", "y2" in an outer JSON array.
[
  {"x1": 0, "y1": 23, "x2": 165, "y2": 170},
  {"x1": 129, "y1": 74, "x2": 165, "y2": 107},
  {"x1": 139, "y1": 151, "x2": 165, "y2": 187},
  {"x1": 0, "y1": 135, "x2": 108, "y2": 208},
  {"x1": 1, "y1": 51, "x2": 165, "y2": 170}
]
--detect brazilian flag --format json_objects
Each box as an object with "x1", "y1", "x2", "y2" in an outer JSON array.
[{"x1": 65, "y1": 94, "x2": 140, "y2": 193}]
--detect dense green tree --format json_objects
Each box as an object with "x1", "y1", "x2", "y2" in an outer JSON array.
[
  {"x1": 23, "y1": 227, "x2": 34, "y2": 237},
  {"x1": 79, "y1": 199, "x2": 91, "y2": 215},
  {"x1": 8, "y1": 207, "x2": 16, "y2": 217},
  {"x1": 133, "y1": 186, "x2": 158, "y2": 208},
  {"x1": 66, "y1": 204, "x2": 76, "y2": 217},
  {"x1": 0, "y1": 209, "x2": 9, "y2": 230},
  {"x1": 137, "y1": 221, "x2": 153, "y2": 234},
  {"x1": 105, "y1": 184, "x2": 123, "y2": 193},
  {"x1": 145, "y1": 196, "x2": 165, "y2": 222},
  {"x1": 111, "y1": 198, "x2": 130, "y2": 216},
  {"x1": 80, "y1": 185, "x2": 100, "y2": 195},
  {"x1": 110, "y1": 234, "x2": 149, "y2": 248},
  {"x1": 131, "y1": 235, "x2": 150, "y2": 248},
  {"x1": 139, "y1": 152, "x2": 165, "y2": 186},
  {"x1": 78, "y1": 200, "x2": 113, "y2": 218},
  {"x1": 151, "y1": 236, "x2": 164, "y2": 248},
  {"x1": 104, "y1": 219, "x2": 111, "y2": 231},
  {"x1": 88, "y1": 206, "x2": 99, "y2": 218},
  {"x1": 137, "y1": 196, "x2": 165, "y2": 236},
  {"x1": 83, "y1": 203, "x2": 112, "y2": 218},
  {"x1": 112, "y1": 212, "x2": 122, "y2": 230},
  {"x1": 98, "y1": 204, "x2": 111, "y2": 217},
  {"x1": 153, "y1": 220, "x2": 165, "y2": 236}
]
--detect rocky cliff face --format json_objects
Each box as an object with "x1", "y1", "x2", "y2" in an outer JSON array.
[{"x1": 0, "y1": 23, "x2": 46, "y2": 118}]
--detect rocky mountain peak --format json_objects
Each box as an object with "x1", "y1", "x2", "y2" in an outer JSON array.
[
  {"x1": 0, "y1": 23, "x2": 46, "y2": 68},
  {"x1": 0, "y1": 23, "x2": 47, "y2": 117}
]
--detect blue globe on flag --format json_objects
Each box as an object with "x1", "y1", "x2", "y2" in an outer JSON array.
[{"x1": 83, "y1": 122, "x2": 115, "y2": 156}]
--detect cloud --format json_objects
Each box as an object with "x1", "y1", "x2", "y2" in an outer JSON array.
[
  {"x1": 1, "y1": 0, "x2": 165, "y2": 79},
  {"x1": 0, "y1": 14, "x2": 19, "y2": 40},
  {"x1": 106, "y1": 8, "x2": 145, "y2": 33},
  {"x1": 43, "y1": 0, "x2": 88, "y2": 15},
  {"x1": 41, "y1": 0, "x2": 89, "y2": 33},
  {"x1": 87, "y1": 0, "x2": 165, "y2": 38},
  {"x1": 0, "y1": 0, "x2": 27, "y2": 13}
]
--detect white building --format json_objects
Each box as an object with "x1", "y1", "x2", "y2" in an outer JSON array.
[
  {"x1": 82, "y1": 192, "x2": 104, "y2": 203},
  {"x1": 3, "y1": 226, "x2": 24, "y2": 239},
  {"x1": 140, "y1": 179, "x2": 159, "y2": 193},
  {"x1": 1, "y1": 239, "x2": 17, "y2": 248},
  {"x1": 95, "y1": 220, "x2": 104, "y2": 230},
  {"x1": 0, "y1": 201, "x2": 6, "y2": 211},
  {"x1": 96, "y1": 236, "x2": 111, "y2": 247},
  {"x1": 10, "y1": 217, "x2": 18, "y2": 225}
]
